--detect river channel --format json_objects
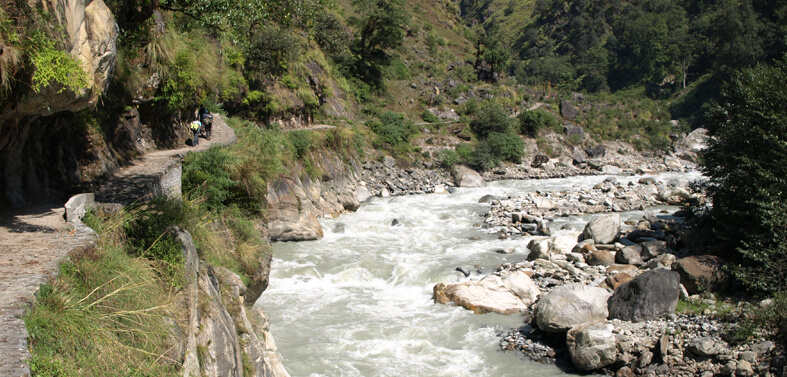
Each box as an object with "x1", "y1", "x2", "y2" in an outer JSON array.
[{"x1": 256, "y1": 172, "x2": 700, "y2": 377}]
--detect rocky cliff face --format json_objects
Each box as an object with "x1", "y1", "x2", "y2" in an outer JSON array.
[
  {"x1": 0, "y1": 0, "x2": 118, "y2": 208},
  {"x1": 176, "y1": 229, "x2": 289, "y2": 377},
  {"x1": 266, "y1": 153, "x2": 362, "y2": 242}
]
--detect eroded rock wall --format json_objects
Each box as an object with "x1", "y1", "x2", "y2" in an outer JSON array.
[
  {"x1": 176, "y1": 228, "x2": 289, "y2": 377},
  {"x1": 0, "y1": 0, "x2": 118, "y2": 208},
  {"x1": 266, "y1": 153, "x2": 362, "y2": 242}
]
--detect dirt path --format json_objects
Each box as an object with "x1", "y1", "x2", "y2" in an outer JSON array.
[
  {"x1": 282, "y1": 124, "x2": 336, "y2": 132},
  {"x1": 0, "y1": 115, "x2": 236, "y2": 376}
]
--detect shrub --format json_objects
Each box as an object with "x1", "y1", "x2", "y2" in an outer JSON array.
[
  {"x1": 438, "y1": 149, "x2": 460, "y2": 168},
  {"x1": 123, "y1": 199, "x2": 187, "y2": 283},
  {"x1": 30, "y1": 37, "x2": 90, "y2": 94},
  {"x1": 518, "y1": 109, "x2": 559, "y2": 137},
  {"x1": 487, "y1": 132, "x2": 525, "y2": 163},
  {"x1": 703, "y1": 59, "x2": 787, "y2": 293},
  {"x1": 287, "y1": 131, "x2": 313, "y2": 159},
  {"x1": 313, "y1": 12, "x2": 352, "y2": 63},
  {"x1": 183, "y1": 147, "x2": 239, "y2": 211},
  {"x1": 469, "y1": 140, "x2": 496, "y2": 172},
  {"x1": 245, "y1": 26, "x2": 303, "y2": 84},
  {"x1": 421, "y1": 110, "x2": 439, "y2": 123},
  {"x1": 470, "y1": 101, "x2": 516, "y2": 138},
  {"x1": 369, "y1": 111, "x2": 418, "y2": 147}
]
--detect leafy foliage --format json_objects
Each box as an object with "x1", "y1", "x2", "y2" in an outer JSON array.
[
  {"x1": 349, "y1": 0, "x2": 410, "y2": 85},
  {"x1": 368, "y1": 111, "x2": 418, "y2": 147},
  {"x1": 470, "y1": 101, "x2": 516, "y2": 138},
  {"x1": 702, "y1": 59, "x2": 787, "y2": 293},
  {"x1": 518, "y1": 109, "x2": 559, "y2": 137},
  {"x1": 486, "y1": 132, "x2": 524, "y2": 163},
  {"x1": 183, "y1": 147, "x2": 239, "y2": 211}
]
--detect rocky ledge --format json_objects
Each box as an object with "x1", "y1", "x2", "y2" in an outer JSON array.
[{"x1": 434, "y1": 209, "x2": 785, "y2": 376}]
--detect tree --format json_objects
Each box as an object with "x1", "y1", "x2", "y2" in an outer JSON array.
[
  {"x1": 349, "y1": 0, "x2": 410, "y2": 84},
  {"x1": 702, "y1": 59, "x2": 787, "y2": 293},
  {"x1": 470, "y1": 101, "x2": 516, "y2": 138}
]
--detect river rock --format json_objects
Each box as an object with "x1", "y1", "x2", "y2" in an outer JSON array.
[
  {"x1": 586, "y1": 250, "x2": 615, "y2": 266},
  {"x1": 639, "y1": 240, "x2": 668, "y2": 260},
  {"x1": 433, "y1": 271, "x2": 540, "y2": 315},
  {"x1": 527, "y1": 238, "x2": 551, "y2": 261},
  {"x1": 687, "y1": 336, "x2": 727, "y2": 357},
  {"x1": 583, "y1": 214, "x2": 620, "y2": 244},
  {"x1": 585, "y1": 145, "x2": 606, "y2": 159},
  {"x1": 531, "y1": 154, "x2": 550, "y2": 168},
  {"x1": 608, "y1": 269, "x2": 680, "y2": 322},
  {"x1": 675, "y1": 255, "x2": 730, "y2": 294},
  {"x1": 566, "y1": 322, "x2": 617, "y2": 371},
  {"x1": 616, "y1": 245, "x2": 645, "y2": 266},
  {"x1": 355, "y1": 186, "x2": 373, "y2": 203},
  {"x1": 606, "y1": 273, "x2": 634, "y2": 290},
  {"x1": 534, "y1": 284, "x2": 611, "y2": 333},
  {"x1": 451, "y1": 165, "x2": 485, "y2": 188}
]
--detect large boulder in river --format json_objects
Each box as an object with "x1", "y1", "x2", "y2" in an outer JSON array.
[
  {"x1": 433, "y1": 271, "x2": 540, "y2": 315},
  {"x1": 450, "y1": 165, "x2": 485, "y2": 188},
  {"x1": 583, "y1": 214, "x2": 620, "y2": 244},
  {"x1": 608, "y1": 269, "x2": 680, "y2": 322},
  {"x1": 567, "y1": 322, "x2": 617, "y2": 371},
  {"x1": 535, "y1": 284, "x2": 611, "y2": 333},
  {"x1": 674, "y1": 255, "x2": 730, "y2": 294}
]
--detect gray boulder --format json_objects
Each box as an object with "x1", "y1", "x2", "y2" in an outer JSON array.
[
  {"x1": 451, "y1": 165, "x2": 485, "y2": 188},
  {"x1": 561, "y1": 100, "x2": 579, "y2": 120},
  {"x1": 583, "y1": 214, "x2": 620, "y2": 244},
  {"x1": 567, "y1": 322, "x2": 617, "y2": 371},
  {"x1": 616, "y1": 245, "x2": 645, "y2": 266},
  {"x1": 608, "y1": 269, "x2": 680, "y2": 322},
  {"x1": 535, "y1": 284, "x2": 612, "y2": 333},
  {"x1": 531, "y1": 154, "x2": 550, "y2": 168},
  {"x1": 687, "y1": 336, "x2": 727, "y2": 357},
  {"x1": 584, "y1": 145, "x2": 606, "y2": 159}
]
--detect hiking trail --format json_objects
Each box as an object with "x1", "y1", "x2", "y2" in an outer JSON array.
[{"x1": 0, "y1": 115, "x2": 236, "y2": 376}]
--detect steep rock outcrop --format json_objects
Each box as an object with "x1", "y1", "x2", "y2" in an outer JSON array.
[
  {"x1": 0, "y1": 0, "x2": 118, "y2": 208},
  {"x1": 176, "y1": 228, "x2": 288, "y2": 377},
  {"x1": 266, "y1": 153, "x2": 364, "y2": 242}
]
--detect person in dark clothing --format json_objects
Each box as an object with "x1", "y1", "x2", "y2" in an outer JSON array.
[{"x1": 198, "y1": 106, "x2": 213, "y2": 140}]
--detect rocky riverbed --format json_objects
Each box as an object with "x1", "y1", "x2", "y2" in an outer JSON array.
[{"x1": 434, "y1": 203, "x2": 786, "y2": 377}]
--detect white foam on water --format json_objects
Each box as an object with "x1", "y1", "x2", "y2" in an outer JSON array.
[{"x1": 258, "y1": 172, "x2": 701, "y2": 376}]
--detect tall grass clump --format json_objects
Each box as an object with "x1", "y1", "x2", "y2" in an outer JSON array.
[{"x1": 25, "y1": 208, "x2": 181, "y2": 377}]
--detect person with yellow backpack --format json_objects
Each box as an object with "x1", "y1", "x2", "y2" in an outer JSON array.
[{"x1": 190, "y1": 120, "x2": 202, "y2": 146}]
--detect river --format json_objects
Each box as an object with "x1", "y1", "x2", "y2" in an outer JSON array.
[{"x1": 255, "y1": 172, "x2": 700, "y2": 377}]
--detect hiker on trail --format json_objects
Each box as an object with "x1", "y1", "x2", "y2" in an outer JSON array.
[
  {"x1": 190, "y1": 120, "x2": 202, "y2": 146},
  {"x1": 198, "y1": 106, "x2": 213, "y2": 140}
]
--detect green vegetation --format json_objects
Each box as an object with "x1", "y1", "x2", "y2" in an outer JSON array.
[
  {"x1": 368, "y1": 111, "x2": 418, "y2": 150},
  {"x1": 518, "y1": 109, "x2": 559, "y2": 137},
  {"x1": 26, "y1": 207, "x2": 182, "y2": 376},
  {"x1": 469, "y1": 101, "x2": 516, "y2": 138},
  {"x1": 702, "y1": 59, "x2": 787, "y2": 294}
]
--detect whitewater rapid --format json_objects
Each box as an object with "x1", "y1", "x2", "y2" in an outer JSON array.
[{"x1": 256, "y1": 172, "x2": 701, "y2": 377}]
